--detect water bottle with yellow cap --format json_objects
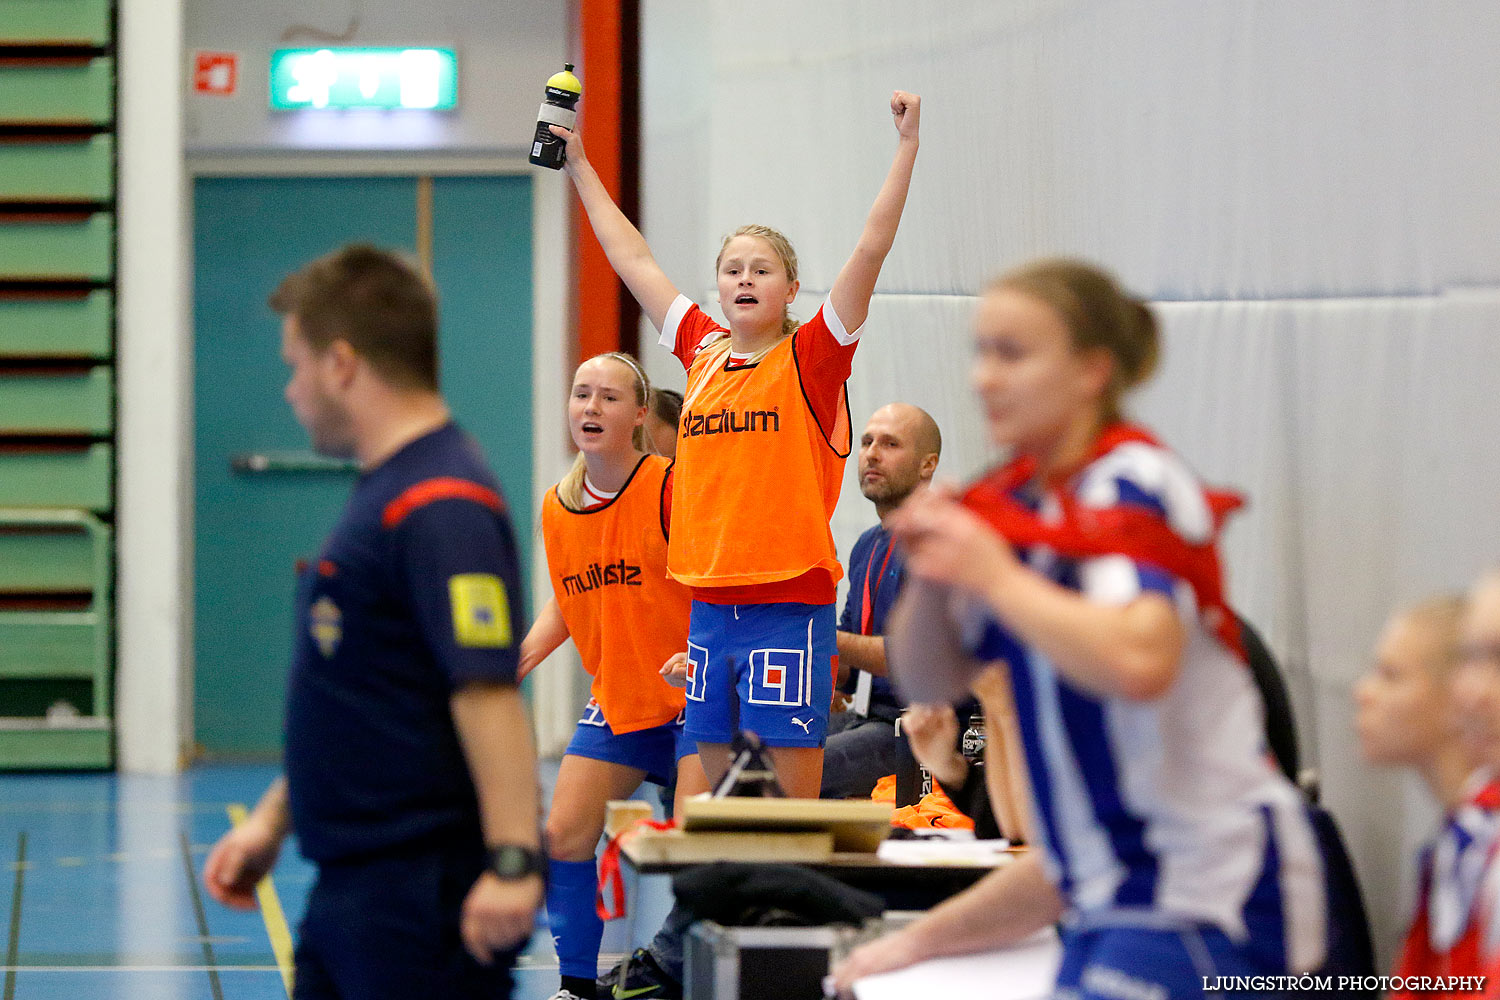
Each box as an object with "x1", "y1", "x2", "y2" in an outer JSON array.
[{"x1": 529, "y1": 63, "x2": 582, "y2": 169}]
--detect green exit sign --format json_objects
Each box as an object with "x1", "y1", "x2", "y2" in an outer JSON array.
[{"x1": 269, "y1": 48, "x2": 457, "y2": 110}]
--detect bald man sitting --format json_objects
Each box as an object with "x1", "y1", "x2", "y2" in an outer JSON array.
[{"x1": 823, "y1": 403, "x2": 942, "y2": 799}]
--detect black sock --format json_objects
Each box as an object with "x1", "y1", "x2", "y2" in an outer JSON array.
[{"x1": 561, "y1": 974, "x2": 598, "y2": 999}]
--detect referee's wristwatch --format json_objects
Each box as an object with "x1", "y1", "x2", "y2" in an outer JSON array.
[{"x1": 487, "y1": 844, "x2": 546, "y2": 882}]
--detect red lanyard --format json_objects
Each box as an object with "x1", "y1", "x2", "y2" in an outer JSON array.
[
  {"x1": 960, "y1": 422, "x2": 1246, "y2": 659},
  {"x1": 860, "y1": 538, "x2": 896, "y2": 636},
  {"x1": 596, "y1": 818, "x2": 676, "y2": 921}
]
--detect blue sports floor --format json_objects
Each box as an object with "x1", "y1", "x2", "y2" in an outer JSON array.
[{"x1": 0, "y1": 761, "x2": 671, "y2": 999}]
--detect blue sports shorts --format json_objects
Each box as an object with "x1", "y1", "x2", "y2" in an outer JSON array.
[
  {"x1": 1053, "y1": 922, "x2": 1293, "y2": 1000},
  {"x1": 564, "y1": 698, "x2": 694, "y2": 787},
  {"x1": 680, "y1": 600, "x2": 836, "y2": 748}
]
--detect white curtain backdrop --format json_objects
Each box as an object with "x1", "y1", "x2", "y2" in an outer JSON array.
[{"x1": 636, "y1": 0, "x2": 1500, "y2": 962}]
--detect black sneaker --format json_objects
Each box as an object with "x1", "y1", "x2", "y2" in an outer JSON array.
[{"x1": 595, "y1": 948, "x2": 681, "y2": 1000}]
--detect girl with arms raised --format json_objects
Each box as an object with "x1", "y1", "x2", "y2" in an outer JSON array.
[{"x1": 551, "y1": 92, "x2": 919, "y2": 796}]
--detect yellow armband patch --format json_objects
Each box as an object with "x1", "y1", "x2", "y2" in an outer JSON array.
[{"x1": 448, "y1": 573, "x2": 513, "y2": 648}]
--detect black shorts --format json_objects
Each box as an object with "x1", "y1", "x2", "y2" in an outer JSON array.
[{"x1": 293, "y1": 839, "x2": 519, "y2": 1000}]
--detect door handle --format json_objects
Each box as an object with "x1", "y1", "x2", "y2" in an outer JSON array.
[{"x1": 230, "y1": 451, "x2": 359, "y2": 474}]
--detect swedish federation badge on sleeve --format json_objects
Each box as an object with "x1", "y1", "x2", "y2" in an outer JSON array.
[
  {"x1": 310, "y1": 597, "x2": 343, "y2": 658},
  {"x1": 448, "y1": 573, "x2": 513, "y2": 648}
]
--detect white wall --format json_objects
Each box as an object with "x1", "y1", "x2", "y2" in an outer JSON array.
[
  {"x1": 640, "y1": 0, "x2": 1500, "y2": 964},
  {"x1": 183, "y1": 0, "x2": 568, "y2": 155},
  {"x1": 118, "y1": 0, "x2": 193, "y2": 773}
]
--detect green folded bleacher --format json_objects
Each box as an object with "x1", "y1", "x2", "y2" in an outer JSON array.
[
  {"x1": 0, "y1": 5, "x2": 116, "y2": 768},
  {"x1": 0, "y1": 0, "x2": 111, "y2": 47},
  {"x1": 0, "y1": 58, "x2": 113, "y2": 126},
  {"x1": 0, "y1": 135, "x2": 113, "y2": 202},
  {"x1": 0, "y1": 291, "x2": 112, "y2": 358}
]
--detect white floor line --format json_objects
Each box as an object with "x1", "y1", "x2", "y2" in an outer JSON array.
[{"x1": 0, "y1": 966, "x2": 282, "y2": 973}]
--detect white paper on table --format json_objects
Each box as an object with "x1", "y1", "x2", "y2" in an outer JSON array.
[
  {"x1": 875, "y1": 837, "x2": 1012, "y2": 866},
  {"x1": 850, "y1": 929, "x2": 1061, "y2": 1000}
]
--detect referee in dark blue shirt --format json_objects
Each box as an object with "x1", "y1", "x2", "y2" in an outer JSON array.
[
  {"x1": 822, "y1": 403, "x2": 942, "y2": 799},
  {"x1": 203, "y1": 245, "x2": 542, "y2": 999}
]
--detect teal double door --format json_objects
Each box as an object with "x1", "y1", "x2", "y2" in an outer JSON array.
[{"x1": 193, "y1": 175, "x2": 534, "y2": 757}]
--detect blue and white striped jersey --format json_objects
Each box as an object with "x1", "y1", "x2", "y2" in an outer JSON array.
[{"x1": 968, "y1": 438, "x2": 1327, "y2": 972}]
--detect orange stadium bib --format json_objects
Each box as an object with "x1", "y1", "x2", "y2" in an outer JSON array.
[
  {"x1": 670, "y1": 333, "x2": 850, "y2": 589},
  {"x1": 542, "y1": 455, "x2": 689, "y2": 733}
]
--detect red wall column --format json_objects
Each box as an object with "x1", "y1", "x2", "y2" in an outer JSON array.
[{"x1": 572, "y1": 0, "x2": 640, "y2": 364}]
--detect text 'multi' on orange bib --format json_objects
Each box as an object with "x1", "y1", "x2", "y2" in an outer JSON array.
[
  {"x1": 670, "y1": 332, "x2": 850, "y2": 589},
  {"x1": 541, "y1": 455, "x2": 688, "y2": 734}
]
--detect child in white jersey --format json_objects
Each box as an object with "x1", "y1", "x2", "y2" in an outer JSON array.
[
  {"x1": 833, "y1": 258, "x2": 1327, "y2": 999},
  {"x1": 1358, "y1": 595, "x2": 1500, "y2": 993}
]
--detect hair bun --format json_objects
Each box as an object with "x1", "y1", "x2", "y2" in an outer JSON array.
[
  {"x1": 1123, "y1": 299, "x2": 1160, "y2": 389},
  {"x1": 987, "y1": 258, "x2": 1160, "y2": 419}
]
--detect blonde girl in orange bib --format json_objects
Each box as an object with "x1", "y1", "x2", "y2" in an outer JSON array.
[
  {"x1": 551, "y1": 92, "x2": 920, "y2": 797},
  {"x1": 519, "y1": 351, "x2": 707, "y2": 1000}
]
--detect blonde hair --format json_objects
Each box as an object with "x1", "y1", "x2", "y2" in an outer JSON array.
[
  {"x1": 556, "y1": 352, "x2": 652, "y2": 510},
  {"x1": 990, "y1": 258, "x2": 1159, "y2": 423},
  {"x1": 716, "y1": 225, "x2": 800, "y2": 341}
]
